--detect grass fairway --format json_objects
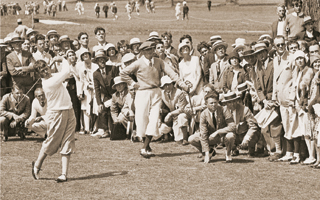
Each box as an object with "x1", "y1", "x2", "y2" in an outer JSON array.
[{"x1": 2, "y1": 2, "x2": 320, "y2": 200}]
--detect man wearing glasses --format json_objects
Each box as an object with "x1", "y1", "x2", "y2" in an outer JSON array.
[{"x1": 283, "y1": 0, "x2": 305, "y2": 41}]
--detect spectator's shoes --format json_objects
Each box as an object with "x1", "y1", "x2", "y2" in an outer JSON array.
[
  {"x1": 98, "y1": 131, "x2": 110, "y2": 139},
  {"x1": 140, "y1": 149, "x2": 151, "y2": 159},
  {"x1": 32, "y1": 161, "x2": 40, "y2": 180},
  {"x1": 278, "y1": 155, "x2": 293, "y2": 162},
  {"x1": 302, "y1": 157, "x2": 316, "y2": 165},
  {"x1": 91, "y1": 130, "x2": 104, "y2": 137},
  {"x1": 290, "y1": 157, "x2": 300, "y2": 165},
  {"x1": 268, "y1": 153, "x2": 282, "y2": 162},
  {"x1": 226, "y1": 156, "x2": 232, "y2": 163},
  {"x1": 182, "y1": 140, "x2": 189, "y2": 146},
  {"x1": 55, "y1": 174, "x2": 67, "y2": 183}
]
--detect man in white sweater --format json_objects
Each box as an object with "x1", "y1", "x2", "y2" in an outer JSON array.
[
  {"x1": 120, "y1": 41, "x2": 189, "y2": 158},
  {"x1": 32, "y1": 59, "x2": 76, "y2": 182}
]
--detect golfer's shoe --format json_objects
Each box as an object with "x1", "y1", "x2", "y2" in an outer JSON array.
[
  {"x1": 32, "y1": 161, "x2": 40, "y2": 180},
  {"x1": 146, "y1": 147, "x2": 155, "y2": 157},
  {"x1": 55, "y1": 174, "x2": 67, "y2": 183}
]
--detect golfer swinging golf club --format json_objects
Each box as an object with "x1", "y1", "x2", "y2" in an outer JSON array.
[{"x1": 32, "y1": 58, "x2": 76, "y2": 182}]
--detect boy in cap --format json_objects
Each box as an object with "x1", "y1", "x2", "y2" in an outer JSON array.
[
  {"x1": 158, "y1": 75, "x2": 190, "y2": 145},
  {"x1": 120, "y1": 41, "x2": 189, "y2": 158}
]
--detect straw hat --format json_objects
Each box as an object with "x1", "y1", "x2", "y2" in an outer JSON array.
[
  {"x1": 147, "y1": 31, "x2": 161, "y2": 41},
  {"x1": 221, "y1": 91, "x2": 241, "y2": 103},
  {"x1": 302, "y1": 16, "x2": 315, "y2": 26},
  {"x1": 10, "y1": 33, "x2": 24, "y2": 43},
  {"x1": 160, "y1": 75, "x2": 174, "y2": 88},
  {"x1": 208, "y1": 35, "x2": 222, "y2": 46},
  {"x1": 93, "y1": 50, "x2": 107, "y2": 62},
  {"x1": 59, "y1": 35, "x2": 70, "y2": 42},
  {"x1": 236, "y1": 82, "x2": 250, "y2": 93},
  {"x1": 112, "y1": 76, "x2": 127, "y2": 89},
  {"x1": 211, "y1": 40, "x2": 228, "y2": 51},
  {"x1": 26, "y1": 28, "x2": 38, "y2": 37},
  {"x1": 241, "y1": 47, "x2": 255, "y2": 57},
  {"x1": 121, "y1": 53, "x2": 136, "y2": 63},
  {"x1": 46, "y1": 30, "x2": 60, "y2": 38},
  {"x1": 253, "y1": 42, "x2": 268, "y2": 54},
  {"x1": 0, "y1": 39, "x2": 7, "y2": 47}
]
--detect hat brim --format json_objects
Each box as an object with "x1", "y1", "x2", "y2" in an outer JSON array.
[
  {"x1": 93, "y1": 56, "x2": 107, "y2": 62},
  {"x1": 11, "y1": 39, "x2": 24, "y2": 43},
  {"x1": 112, "y1": 81, "x2": 127, "y2": 90},
  {"x1": 221, "y1": 96, "x2": 241, "y2": 103},
  {"x1": 303, "y1": 20, "x2": 315, "y2": 26},
  {"x1": 233, "y1": 44, "x2": 246, "y2": 53},
  {"x1": 178, "y1": 44, "x2": 191, "y2": 57},
  {"x1": 160, "y1": 81, "x2": 174, "y2": 89},
  {"x1": 47, "y1": 33, "x2": 60, "y2": 38},
  {"x1": 27, "y1": 31, "x2": 38, "y2": 36},
  {"x1": 253, "y1": 48, "x2": 268, "y2": 55},
  {"x1": 147, "y1": 37, "x2": 161, "y2": 41},
  {"x1": 212, "y1": 43, "x2": 228, "y2": 51}
]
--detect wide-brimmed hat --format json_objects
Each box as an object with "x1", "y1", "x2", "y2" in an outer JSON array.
[
  {"x1": 4, "y1": 37, "x2": 11, "y2": 45},
  {"x1": 26, "y1": 28, "x2": 38, "y2": 37},
  {"x1": 121, "y1": 53, "x2": 136, "y2": 63},
  {"x1": 303, "y1": 16, "x2": 315, "y2": 26},
  {"x1": 46, "y1": 30, "x2": 60, "y2": 39},
  {"x1": 160, "y1": 75, "x2": 174, "y2": 88},
  {"x1": 93, "y1": 50, "x2": 107, "y2": 62},
  {"x1": 258, "y1": 34, "x2": 272, "y2": 41},
  {"x1": 112, "y1": 76, "x2": 127, "y2": 89},
  {"x1": 59, "y1": 35, "x2": 70, "y2": 42},
  {"x1": 241, "y1": 47, "x2": 255, "y2": 57},
  {"x1": 221, "y1": 91, "x2": 241, "y2": 103},
  {"x1": 208, "y1": 35, "x2": 222, "y2": 46},
  {"x1": 232, "y1": 38, "x2": 247, "y2": 52},
  {"x1": 0, "y1": 39, "x2": 8, "y2": 47},
  {"x1": 253, "y1": 42, "x2": 268, "y2": 54},
  {"x1": 236, "y1": 82, "x2": 250, "y2": 93},
  {"x1": 293, "y1": 50, "x2": 305, "y2": 61},
  {"x1": 129, "y1": 38, "x2": 142, "y2": 46},
  {"x1": 310, "y1": 55, "x2": 320, "y2": 66},
  {"x1": 79, "y1": 48, "x2": 91, "y2": 61},
  {"x1": 212, "y1": 40, "x2": 228, "y2": 51},
  {"x1": 139, "y1": 41, "x2": 155, "y2": 51},
  {"x1": 147, "y1": 31, "x2": 161, "y2": 41},
  {"x1": 178, "y1": 42, "x2": 191, "y2": 57},
  {"x1": 228, "y1": 51, "x2": 241, "y2": 65},
  {"x1": 10, "y1": 34, "x2": 24, "y2": 43}
]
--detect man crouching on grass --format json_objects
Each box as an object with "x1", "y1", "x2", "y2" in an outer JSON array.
[
  {"x1": 32, "y1": 59, "x2": 76, "y2": 183},
  {"x1": 189, "y1": 91, "x2": 236, "y2": 163}
]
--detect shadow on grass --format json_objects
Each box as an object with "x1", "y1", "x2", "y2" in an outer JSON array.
[
  {"x1": 210, "y1": 158, "x2": 255, "y2": 163},
  {"x1": 41, "y1": 171, "x2": 129, "y2": 181},
  {"x1": 156, "y1": 152, "x2": 199, "y2": 157}
]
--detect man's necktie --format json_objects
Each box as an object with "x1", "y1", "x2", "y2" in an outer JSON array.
[
  {"x1": 212, "y1": 112, "x2": 217, "y2": 128},
  {"x1": 216, "y1": 60, "x2": 221, "y2": 78}
]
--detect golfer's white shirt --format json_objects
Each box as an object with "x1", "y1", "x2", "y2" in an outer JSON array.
[{"x1": 42, "y1": 61, "x2": 72, "y2": 111}]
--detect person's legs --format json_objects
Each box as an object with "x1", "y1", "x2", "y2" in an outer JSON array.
[
  {"x1": 279, "y1": 138, "x2": 294, "y2": 161},
  {"x1": 303, "y1": 135, "x2": 316, "y2": 164},
  {"x1": 188, "y1": 131, "x2": 202, "y2": 152},
  {"x1": 0, "y1": 116, "x2": 9, "y2": 141},
  {"x1": 224, "y1": 132, "x2": 235, "y2": 161}
]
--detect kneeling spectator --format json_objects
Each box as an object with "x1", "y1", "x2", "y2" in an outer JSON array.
[
  {"x1": 158, "y1": 76, "x2": 190, "y2": 145},
  {"x1": 111, "y1": 76, "x2": 129, "y2": 128},
  {"x1": 222, "y1": 91, "x2": 260, "y2": 157},
  {"x1": 25, "y1": 88, "x2": 47, "y2": 139},
  {"x1": 0, "y1": 85, "x2": 31, "y2": 141},
  {"x1": 188, "y1": 91, "x2": 236, "y2": 163}
]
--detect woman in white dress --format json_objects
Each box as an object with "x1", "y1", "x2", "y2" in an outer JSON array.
[
  {"x1": 76, "y1": 49, "x2": 99, "y2": 134},
  {"x1": 178, "y1": 42, "x2": 203, "y2": 96}
]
